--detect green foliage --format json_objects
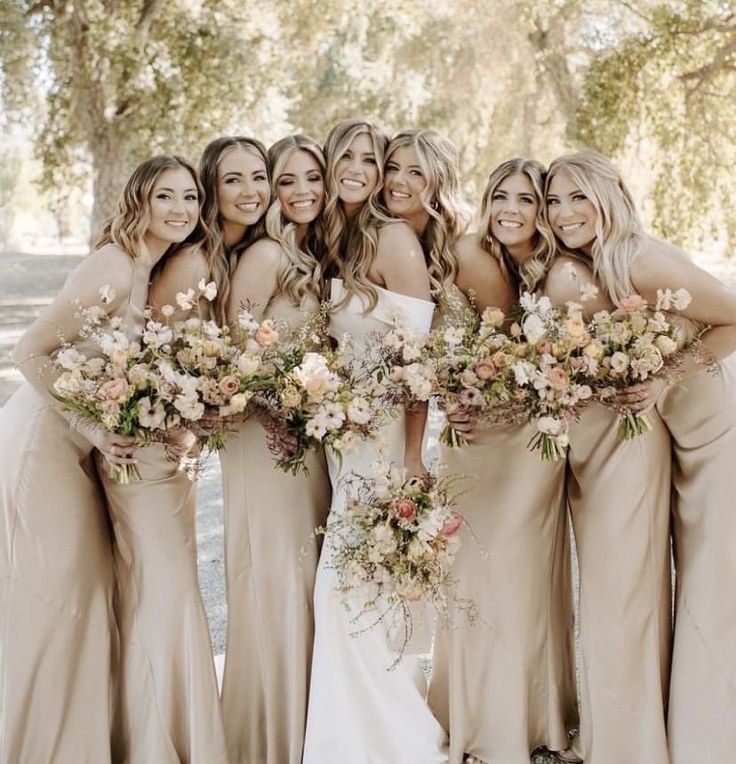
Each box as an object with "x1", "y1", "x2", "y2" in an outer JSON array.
[{"x1": 574, "y1": 1, "x2": 736, "y2": 251}]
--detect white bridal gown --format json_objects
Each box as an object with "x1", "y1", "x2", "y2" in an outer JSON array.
[{"x1": 303, "y1": 278, "x2": 449, "y2": 764}]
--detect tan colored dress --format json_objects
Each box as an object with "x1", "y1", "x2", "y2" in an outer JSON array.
[
  {"x1": 0, "y1": 382, "x2": 115, "y2": 763},
  {"x1": 428, "y1": 421, "x2": 578, "y2": 763},
  {"x1": 219, "y1": 293, "x2": 331, "y2": 764},
  {"x1": 93, "y1": 255, "x2": 227, "y2": 763},
  {"x1": 658, "y1": 353, "x2": 736, "y2": 762},
  {"x1": 566, "y1": 403, "x2": 672, "y2": 763},
  {"x1": 427, "y1": 288, "x2": 577, "y2": 763}
]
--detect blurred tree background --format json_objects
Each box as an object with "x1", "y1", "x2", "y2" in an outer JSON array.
[{"x1": 1, "y1": 0, "x2": 734, "y2": 254}]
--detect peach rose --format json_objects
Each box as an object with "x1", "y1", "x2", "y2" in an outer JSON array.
[
  {"x1": 255, "y1": 322, "x2": 280, "y2": 347},
  {"x1": 547, "y1": 366, "x2": 569, "y2": 391},
  {"x1": 219, "y1": 375, "x2": 240, "y2": 397},
  {"x1": 619, "y1": 294, "x2": 648, "y2": 313},
  {"x1": 474, "y1": 358, "x2": 497, "y2": 380},
  {"x1": 98, "y1": 378, "x2": 129, "y2": 402}
]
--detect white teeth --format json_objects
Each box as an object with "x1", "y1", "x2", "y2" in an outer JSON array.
[
  {"x1": 560, "y1": 222, "x2": 585, "y2": 231},
  {"x1": 291, "y1": 200, "x2": 315, "y2": 208},
  {"x1": 498, "y1": 220, "x2": 522, "y2": 228},
  {"x1": 237, "y1": 203, "x2": 259, "y2": 211},
  {"x1": 166, "y1": 221, "x2": 188, "y2": 226},
  {"x1": 390, "y1": 190, "x2": 410, "y2": 199},
  {"x1": 341, "y1": 178, "x2": 365, "y2": 188}
]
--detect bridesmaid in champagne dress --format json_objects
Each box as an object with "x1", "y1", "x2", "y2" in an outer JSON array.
[
  {"x1": 93, "y1": 157, "x2": 228, "y2": 763},
  {"x1": 428, "y1": 159, "x2": 578, "y2": 764},
  {"x1": 544, "y1": 149, "x2": 710, "y2": 763},
  {"x1": 218, "y1": 135, "x2": 331, "y2": 764},
  {"x1": 549, "y1": 152, "x2": 736, "y2": 762},
  {"x1": 0, "y1": 156, "x2": 196, "y2": 763},
  {"x1": 303, "y1": 123, "x2": 450, "y2": 762}
]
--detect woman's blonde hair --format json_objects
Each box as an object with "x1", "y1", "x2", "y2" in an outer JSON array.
[
  {"x1": 478, "y1": 158, "x2": 556, "y2": 292},
  {"x1": 322, "y1": 118, "x2": 392, "y2": 309},
  {"x1": 383, "y1": 129, "x2": 465, "y2": 304},
  {"x1": 96, "y1": 155, "x2": 201, "y2": 259},
  {"x1": 264, "y1": 134, "x2": 325, "y2": 306},
  {"x1": 546, "y1": 149, "x2": 645, "y2": 305},
  {"x1": 198, "y1": 136, "x2": 270, "y2": 323}
]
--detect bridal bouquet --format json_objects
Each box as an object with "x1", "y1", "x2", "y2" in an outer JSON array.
[
  {"x1": 319, "y1": 463, "x2": 470, "y2": 665},
  {"x1": 584, "y1": 288, "x2": 691, "y2": 439},
  {"x1": 256, "y1": 314, "x2": 387, "y2": 475},
  {"x1": 52, "y1": 284, "x2": 212, "y2": 482}
]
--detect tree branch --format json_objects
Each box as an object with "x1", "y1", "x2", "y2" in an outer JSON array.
[{"x1": 681, "y1": 34, "x2": 736, "y2": 94}]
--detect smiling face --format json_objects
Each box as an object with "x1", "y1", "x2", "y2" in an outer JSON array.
[
  {"x1": 489, "y1": 172, "x2": 539, "y2": 257},
  {"x1": 144, "y1": 166, "x2": 199, "y2": 255},
  {"x1": 546, "y1": 169, "x2": 598, "y2": 254},
  {"x1": 383, "y1": 144, "x2": 429, "y2": 234},
  {"x1": 334, "y1": 132, "x2": 380, "y2": 214},
  {"x1": 275, "y1": 148, "x2": 325, "y2": 226},
  {"x1": 216, "y1": 145, "x2": 270, "y2": 245}
]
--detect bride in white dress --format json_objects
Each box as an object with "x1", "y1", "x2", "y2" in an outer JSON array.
[{"x1": 304, "y1": 125, "x2": 465, "y2": 763}]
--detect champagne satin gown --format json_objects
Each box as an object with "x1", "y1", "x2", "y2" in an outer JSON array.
[
  {"x1": 219, "y1": 293, "x2": 331, "y2": 764},
  {"x1": 566, "y1": 402, "x2": 672, "y2": 764},
  {"x1": 303, "y1": 278, "x2": 449, "y2": 764},
  {"x1": 658, "y1": 352, "x2": 736, "y2": 763},
  {"x1": 428, "y1": 418, "x2": 578, "y2": 763},
  {"x1": 94, "y1": 257, "x2": 227, "y2": 763}
]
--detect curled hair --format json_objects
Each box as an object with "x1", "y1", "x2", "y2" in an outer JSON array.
[
  {"x1": 382, "y1": 129, "x2": 465, "y2": 304},
  {"x1": 264, "y1": 135, "x2": 325, "y2": 306},
  {"x1": 546, "y1": 149, "x2": 645, "y2": 305},
  {"x1": 478, "y1": 158, "x2": 556, "y2": 292},
  {"x1": 96, "y1": 155, "x2": 201, "y2": 259},
  {"x1": 322, "y1": 118, "x2": 391, "y2": 309},
  {"x1": 197, "y1": 136, "x2": 270, "y2": 323}
]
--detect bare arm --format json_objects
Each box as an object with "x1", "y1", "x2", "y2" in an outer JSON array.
[
  {"x1": 372, "y1": 222, "x2": 433, "y2": 472},
  {"x1": 226, "y1": 239, "x2": 281, "y2": 329},
  {"x1": 149, "y1": 245, "x2": 210, "y2": 322},
  {"x1": 455, "y1": 234, "x2": 517, "y2": 315}
]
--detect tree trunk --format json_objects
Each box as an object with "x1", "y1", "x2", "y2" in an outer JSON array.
[{"x1": 89, "y1": 132, "x2": 128, "y2": 245}]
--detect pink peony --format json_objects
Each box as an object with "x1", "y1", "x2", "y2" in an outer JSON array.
[
  {"x1": 393, "y1": 498, "x2": 417, "y2": 521},
  {"x1": 441, "y1": 511, "x2": 463, "y2": 537}
]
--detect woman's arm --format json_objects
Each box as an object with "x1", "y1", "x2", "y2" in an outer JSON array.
[
  {"x1": 149, "y1": 245, "x2": 210, "y2": 322},
  {"x1": 455, "y1": 234, "x2": 516, "y2": 314},
  {"x1": 226, "y1": 239, "x2": 281, "y2": 328},
  {"x1": 373, "y1": 222, "x2": 433, "y2": 473}
]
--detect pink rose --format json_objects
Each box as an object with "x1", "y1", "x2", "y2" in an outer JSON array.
[
  {"x1": 219, "y1": 375, "x2": 240, "y2": 397},
  {"x1": 98, "y1": 378, "x2": 129, "y2": 402},
  {"x1": 441, "y1": 511, "x2": 463, "y2": 537},
  {"x1": 255, "y1": 322, "x2": 279, "y2": 347},
  {"x1": 393, "y1": 498, "x2": 417, "y2": 521},
  {"x1": 619, "y1": 294, "x2": 648, "y2": 313},
  {"x1": 474, "y1": 358, "x2": 497, "y2": 381},
  {"x1": 547, "y1": 366, "x2": 570, "y2": 391}
]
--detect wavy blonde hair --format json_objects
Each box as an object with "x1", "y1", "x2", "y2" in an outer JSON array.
[
  {"x1": 322, "y1": 118, "x2": 392, "y2": 309},
  {"x1": 478, "y1": 158, "x2": 556, "y2": 292},
  {"x1": 546, "y1": 149, "x2": 645, "y2": 305},
  {"x1": 382, "y1": 129, "x2": 464, "y2": 304},
  {"x1": 197, "y1": 136, "x2": 270, "y2": 323},
  {"x1": 264, "y1": 135, "x2": 325, "y2": 306},
  {"x1": 96, "y1": 155, "x2": 202, "y2": 259}
]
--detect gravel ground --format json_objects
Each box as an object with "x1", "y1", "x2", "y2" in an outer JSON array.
[{"x1": 3, "y1": 248, "x2": 735, "y2": 764}]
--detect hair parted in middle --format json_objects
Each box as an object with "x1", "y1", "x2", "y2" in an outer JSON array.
[
  {"x1": 382, "y1": 128, "x2": 465, "y2": 304},
  {"x1": 96, "y1": 154, "x2": 203, "y2": 261},
  {"x1": 264, "y1": 134, "x2": 326, "y2": 306},
  {"x1": 546, "y1": 148, "x2": 645, "y2": 306},
  {"x1": 197, "y1": 135, "x2": 270, "y2": 323},
  {"x1": 478, "y1": 157, "x2": 556, "y2": 293},
  {"x1": 322, "y1": 117, "x2": 392, "y2": 309}
]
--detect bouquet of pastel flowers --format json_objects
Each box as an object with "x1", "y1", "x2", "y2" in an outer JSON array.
[
  {"x1": 582, "y1": 288, "x2": 692, "y2": 439},
  {"x1": 255, "y1": 312, "x2": 388, "y2": 475},
  {"x1": 319, "y1": 462, "x2": 470, "y2": 665}
]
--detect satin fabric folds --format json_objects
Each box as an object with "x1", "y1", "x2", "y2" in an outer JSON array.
[
  {"x1": 659, "y1": 355, "x2": 736, "y2": 763},
  {"x1": 0, "y1": 384, "x2": 115, "y2": 763},
  {"x1": 428, "y1": 421, "x2": 578, "y2": 764},
  {"x1": 219, "y1": 293, "x2": 331, "y2": 764}
]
